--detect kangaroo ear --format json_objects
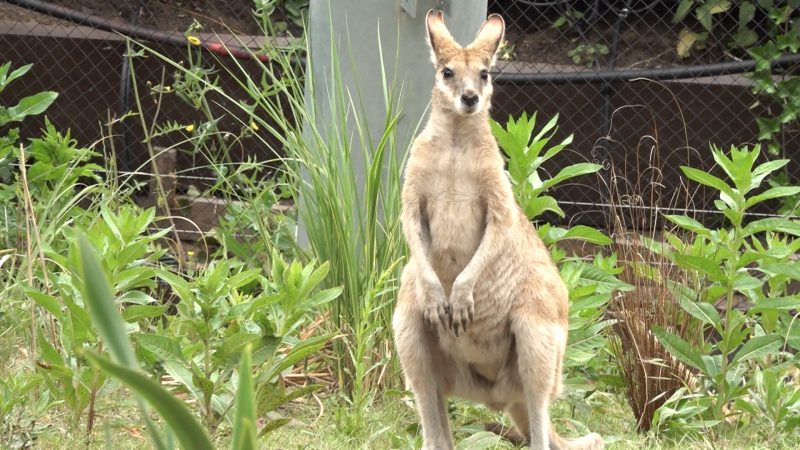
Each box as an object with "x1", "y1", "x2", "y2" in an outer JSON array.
[
  {"x1": 468, "y1": 14, "x2": 505, "y2": 67},
  {"x1": 426, "y1": 9, "x2": 458, "y2": 64}
]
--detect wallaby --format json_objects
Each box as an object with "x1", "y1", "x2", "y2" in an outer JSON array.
[{"x1": 392, "y1": 10, "x2": 605, "y2": 450}]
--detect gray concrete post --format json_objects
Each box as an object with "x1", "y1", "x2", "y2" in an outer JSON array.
[{"x1": 296, "y1": 0, "x2": 488, "y2": 247}]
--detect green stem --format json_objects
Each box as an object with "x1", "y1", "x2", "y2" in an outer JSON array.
[{"x1": 717, "y1": 203, "x2": 745, "y2": 426}]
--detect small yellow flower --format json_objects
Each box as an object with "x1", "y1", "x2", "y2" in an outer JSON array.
[
  {"x1": 185, "y1": 124, "x2": 195, "y2": 132},
  {"x1": 187, "y1": 36, "x2": 201, "y2": 46},
  {"x1": 165, "y1": 86, "x2": 171, "y2": 92},
  {"x1": 251, "y1": 121, "x2": 259, "y2": 131}
]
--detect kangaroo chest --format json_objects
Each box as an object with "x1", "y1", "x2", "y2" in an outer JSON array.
[{"x1": 420, "y1": 149, "x2": 486, "y2": 291}]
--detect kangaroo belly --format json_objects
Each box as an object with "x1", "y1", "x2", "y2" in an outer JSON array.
[{"x1": 427, "y1": 195, "x2": 484, "y2": 290}]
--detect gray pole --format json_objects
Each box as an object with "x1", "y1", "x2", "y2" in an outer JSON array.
[{"x1": 296, "y1": 0, "x2": 488, "y2": 247}]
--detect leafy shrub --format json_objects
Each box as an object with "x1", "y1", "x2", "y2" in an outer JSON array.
[
  {"x1": 491, "y1": 113, "x2": 628, "y2": 406},
  {"x1": 649, "y1": 143, "x2": 800, "y2": 432}
]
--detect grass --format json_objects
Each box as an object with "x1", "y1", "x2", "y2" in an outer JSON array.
[{"x1": 17, "y1": 375, "x2": 799, "y2": 450}]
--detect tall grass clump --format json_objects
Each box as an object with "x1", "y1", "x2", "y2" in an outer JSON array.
[
  {"x1": 126, "y1": 9, "x2": 422, "y2": 404},
  {"x1": 605, "y1": 155, "x2": 703, "y2": 432},
  {"x1": 602, "y1": 100, "x2": 706, "y2": 432}
]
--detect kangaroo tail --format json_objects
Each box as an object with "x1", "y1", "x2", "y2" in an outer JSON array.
[
  {"x1": 485, "y1": 421, "x2": 603, "y2": 450},
  {"x1": 548, "y1": 421, "x2": 604, "y2": 450}
]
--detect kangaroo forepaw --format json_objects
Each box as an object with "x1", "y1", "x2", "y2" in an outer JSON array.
[{"x1": 449, "y1": 287, "x2": 474, "y2": 337}]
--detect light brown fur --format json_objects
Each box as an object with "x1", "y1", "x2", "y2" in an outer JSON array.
[{"x1": 392, "y1": 10, "x2": 604, "y2": 450}]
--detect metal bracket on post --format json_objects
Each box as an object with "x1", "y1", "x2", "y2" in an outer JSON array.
[
  {"x1": 437, "y1": 0, "x2": 451, "y2": 16},
  {"x1": 402, "y1": 0, "x2": 450, "y2": 18},
  {"x1": 401, "y1": 0, "x2": 417, "y2": 18}
]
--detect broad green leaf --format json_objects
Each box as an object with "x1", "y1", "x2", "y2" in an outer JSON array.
[
  {"x1": 256, "y1": 381, "x2": 285, "y2": 416},
  {"x1": 680, "y1": 167, "x2": 735, "y2": 199},
  {"x1": 678, "y1": 297, "x2": 720, "y2": 328},
  {"x1": 748, "y1": 297, "x2": 800, "y2": 314},
  {"x1": 739, "y1": 1, "x2": 756, "y2": 25},
  {"x1": 746, "y1": 186, "x2": 800, "y2": 207},
  {"x1": 231, "y1": 345, "x2": 257, "y2": 450},
  {"x1": 759, "y1": 263, "x2": 800, "y2": 279},
  {"x1": 663, "y1": 214, "x2": 710, "y2": 236},
  {"x1": 578, "y1": 263, "x2": 634, "y2": 293},
  {"x1": 215, "y1": 333, "x2": 261, "y2": 366},
  {"x1": 732, "y1": 334, "x2": 783, "y2": 364},
  {"x1": 538, "y1": 163, "x2": 602, "y2": 192},
  {"x1": 303, "y1": 287, "x2": 343, "y2": 309},
  {"x1": 192, "y1": 372, "x2": 215, "y2": 403},
  {"x1": 524, "y1": 195, "x2": 563, "y2": 219},
  {"x1": 696, "y1": 4, "x2": 714, "y2": 31},
  {"x1": 672, "y1": 254, "x2": 727, "y2": 283},
  {"x1": 743, "y1": 218, "x2": 800, "y2": 237},
  {"x1": 135, "y1": 334, "x2": 188, "y2": 364},
  {"x1": 570, "y1": 293, "x2": 611, "y2": 312},
  {"x1": 25, "y1": 290, "x2": 63, "y2": 321},
  {"x1": 0, "y1": 63, "x2": 32, "y2": 89},
  {"x1": 117, "y1": 291, "x2": 158, "y2": 305},
  {"x1": 560, "y1": 225, "x2": 613, "y2": 245},
  {"x1": 279, "y1": 383, "x2": 323, "y2": 405},
  {"x1": 83, "y1": 352, "x2": 214, "y2": 450},
  {"x1": 37, "y1": 329, "x2": 62, "y2": 367},
  {"x1": 5, "y1": 91, "x2": 58, "y2": 122},
  {"x1": 677, "y1": 29, "x2": 699, "y2": 58},
  {"x1": 651, "y1": 325, "x2": 707, "y2": 373},
  {"x1": 122, "y1": 305, "x2": 169, "y2": 323},
  {"x1": 272, "y1": 334, "x2": 331, "y2": 377},
  {"x1": 257, "y1": 418, "x2": 291, "y2": 438},
  {"x1": 673, "y1": 0, "x2": 693, "y2": 23}
]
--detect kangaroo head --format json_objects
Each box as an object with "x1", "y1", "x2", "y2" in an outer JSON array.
[{"x1": 425, "y1": 10, "x2": 505, "y2": 117}]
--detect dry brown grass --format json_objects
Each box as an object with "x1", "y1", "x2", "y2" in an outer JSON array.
[{"x1": 600, "y1": 96, "x2": 707, "y2": 432}]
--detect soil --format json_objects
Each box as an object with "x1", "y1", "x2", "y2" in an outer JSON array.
[{"x1": 1, "y1": 1, "x2": 750, "y2": 69}]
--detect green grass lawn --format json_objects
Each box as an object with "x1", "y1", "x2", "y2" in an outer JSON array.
[{"x1": 27, "y1": 387, "x2": 799, "y2": 450}]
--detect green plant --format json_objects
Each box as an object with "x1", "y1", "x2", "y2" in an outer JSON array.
[
  {"x1": 649, "y1": 143, "x2": 800, "y2": 433},
  {"x1": 567, "y1": 43, "x2": 610, "y2": 68},
  {"x1": 0, "y1": 62, "x2": 57, "y2": 128},
  {"x1": 671, "y1": 0, "x2": 733, "y2": 56},
  {"x1": 553, "y1": 9, "x2": 583, "y2": 29},
  {"x1": 735, "y1": 365, "x2": 800, "y2": 433},
  {"x1": 491, "y1": 112, "x2": 603, "y2": 222},
  {"x1": 124, "y1": 5, "x2": 408, "y2": 417},
  {"x1": 252, "y1": 0, "x2": 309, "y2": 33},
  {"x1": 0, "y1": 62, "x2": 62, "y2": 246},
  {"x1": 151, "y1": 249, "x2": 338, "y2": 435},
  {"x1": 0, "y1": 373, "x2": 52, "y2": 448},
  {"x1": 22, "y1": 205, "x2": 166, "y2": 434}
]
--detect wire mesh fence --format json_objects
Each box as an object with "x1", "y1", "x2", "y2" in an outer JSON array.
[{"x1": 1, "y1": 0, "x2": 798, "y2": 236}]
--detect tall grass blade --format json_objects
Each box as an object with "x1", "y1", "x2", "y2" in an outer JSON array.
[
  {"x1": 82, "y1": 352, "x2": 215, "y2": 450},
  {"x1": 231, "y1": 344, "x2": 257, "y2": 450}
]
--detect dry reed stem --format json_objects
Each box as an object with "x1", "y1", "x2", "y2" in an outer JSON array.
[
  {"x1": 602, "y1": 88, "x2": 705, "y2": 432},
  {"x1": 18, "y1": 143, "x2": 59, "y2": 357}
]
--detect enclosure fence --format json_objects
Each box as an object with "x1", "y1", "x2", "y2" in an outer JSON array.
[{"x1": 1, "y1": 0, "x2": 799, "y2": 234}]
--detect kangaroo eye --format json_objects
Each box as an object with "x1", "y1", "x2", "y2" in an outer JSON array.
[
  {"x1": 480, "y1": 70, "x2": 489, "y2": 81},
  {"x1": 443, "y1": 68, "x2": 453, "y2": 79}
]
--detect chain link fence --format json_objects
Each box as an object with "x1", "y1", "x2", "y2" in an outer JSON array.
[{"x1": 1, "y1": 0, "x2": 798, "y2": 236}]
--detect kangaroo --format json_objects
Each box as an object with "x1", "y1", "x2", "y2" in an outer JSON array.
[{"x1": 392, "y1": 10, "x2": 604, "y2": 450}]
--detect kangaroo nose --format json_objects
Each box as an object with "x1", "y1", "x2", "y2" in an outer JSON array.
[{"x1": 461, "y1": 93, "x2": 479, "y2": 107}]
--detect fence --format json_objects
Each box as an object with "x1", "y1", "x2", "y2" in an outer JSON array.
[{"x1": 1, "y1": 0, "x2": 798, "y2": 235}]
